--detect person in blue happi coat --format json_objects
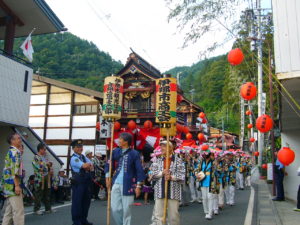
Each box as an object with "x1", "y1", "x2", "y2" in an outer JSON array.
[
  {"x1": 70, "y1": 140, "x2": 94, "y2": 225},
  {"x1": 105, "y1": 132, "x2": 145, "y2": 225}
]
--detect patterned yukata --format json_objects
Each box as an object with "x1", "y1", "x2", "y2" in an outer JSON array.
[
  {"x1": 32, "y1": 154, "x2": 52, "y2": 212},
  {"x1": 224, "y1": 160, "x2": 237, "y2": 205},
  {"x1": 1, "y1": 146, "x2": 24, "y2": 225},
  {"x1": 150, "y1": 154, "x2": 185, "y2": 225}
]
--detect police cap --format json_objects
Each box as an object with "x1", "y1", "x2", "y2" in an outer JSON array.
[{"x1": 71, "y1": 139, "x2": 83, "y2": 148}]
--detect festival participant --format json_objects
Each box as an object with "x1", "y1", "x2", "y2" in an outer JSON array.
[
  {"x1": 180, "y1": 151, "x2": 191, "y2": 206},
  {"x1": 212, "y1": 151, "x2": 225, "y2": 213},
  {"x1": 245, "y1": 156, "x2": 252, "y2": 187},
  {"x1": 195, "y1": 150, "x2": 214, "y2": 220},
  {"x1": 236, "y1": 152, "x2": 245, "y2": 190},
  {"x1": 224, "y1": 153, "x2": 237, "y2": 206},
  {"x1": 105, "y1": 132, "x2": 145, "y2": 225},
  {"x1": 32, "y1": 143, "x2": 55, "y2": 215},
  {"x1": 150, "y1": 140, "x2": 185, "y2": 225},
  {"x1": 210, "y1": 151, "x2": 221, "y2": 216},
  {"x1": 92, "y1": 152, "x2": 105, "y2": 200},
  {"x1": 188, "y1": 149, "x2": 202, "y2": 203},
  {"x1": 1, "y1": 133, "x2": 25, "y2": 225}
]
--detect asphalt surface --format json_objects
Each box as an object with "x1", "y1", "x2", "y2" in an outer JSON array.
[{"x1": 25, "y1": 188, "x2": 251, "y2": 225}]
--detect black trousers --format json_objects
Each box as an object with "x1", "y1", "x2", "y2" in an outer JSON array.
[
  {"x1": 297, "y1": 184, "x2": 300, "y2": 209},
  {"x1": 275, "y1": 172, "x2": 285, "y2": 200}
]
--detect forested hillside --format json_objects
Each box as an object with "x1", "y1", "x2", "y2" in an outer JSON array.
[{"x1": 1, "y1": 32, "x2": 123, "y2": 91}]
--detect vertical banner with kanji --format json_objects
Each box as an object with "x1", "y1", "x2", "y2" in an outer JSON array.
[
  {"x1": 99, "y1": 116, "x2": 112, "y2": 138},
  {"x1": 102, "y1": 76, "x2": 124, "y2": 120},
  {"x1": 155, "y1": 77, "x2": 177, "y2": 124}
]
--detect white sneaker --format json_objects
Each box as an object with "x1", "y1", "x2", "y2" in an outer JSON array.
[
  {"x1": 34, "y1": 210, "x2": 43, "y2": 215},
  {"x1": 197, "y1": 199, "x2": 202, "y2": 204},
  {"x1": 205, "y1": 214, "x2": 212, "y2": 220},
  {"x1": 190, "y1": 199, "x2": 196, "y2": 203},
  {"x1": 214, "y1": 209, "x2": 219, "y2": 215}
]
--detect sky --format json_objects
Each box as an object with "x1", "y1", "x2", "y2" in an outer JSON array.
[{"x1": 45, "y1": 0, "x2": 270, "y2": 71}]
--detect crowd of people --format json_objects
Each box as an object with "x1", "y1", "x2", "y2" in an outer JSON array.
[{"x1": 0, "y1": 132, "x2": 254, "y2": 225}]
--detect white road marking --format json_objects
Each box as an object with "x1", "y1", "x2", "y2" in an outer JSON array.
[
  {"x1": 244, "y1": 186, "x2": 255, "y2": 225},
  {"x1": 25, "y1": 203, "x2": 72, "y2": 216}
]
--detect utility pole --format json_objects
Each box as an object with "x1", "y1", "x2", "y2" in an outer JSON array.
[
  {"x1": 268, "y1": 48, "x2": 276, "y2": 196},
  {"x1": 257, "y1": 0, "x2": 263, "y2": 165},
  {"x1": 240, "y1": 98, "x2": 245, "y2": 150}
]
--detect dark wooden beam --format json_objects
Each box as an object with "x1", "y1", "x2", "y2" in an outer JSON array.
[
  {"x1": 66, "y1": 91, "x2": 75, "y2": 176},
  {"x1": 43, "y1": 85, "x2": 50, "y2": 140},
  {"x1": 45, "y1": 140, "x2": 96, "y2": 146},
  {"x1": 0, "y1": 0, "x2": 24, "y2": 26},
  {"x1": 4, "y1": 16, "x2": 15, "y2": 55},
  {"x1": 0, "y1": 17, "x2": 5, "y2": 26}
]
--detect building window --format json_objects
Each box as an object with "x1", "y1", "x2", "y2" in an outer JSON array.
[{"x1": 74, "y1": 104, "x2": 98, "y2": 115}]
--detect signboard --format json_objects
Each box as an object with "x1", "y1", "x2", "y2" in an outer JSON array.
[
  {"x1": 95, "y1": 145, "x2": 107, "y2": 155},
  {"x1": 102, "y1": 76, "x2": 124, "y2": 119},
  {"x1": 99, "y1": 116, "x2": 111, "y2": 138},
  {"x1": 267, "y1": 163, "x2": 273, "y2": 180},
  {"x1": 155, "y1": 77, "x2": 177, "y2": 124}
]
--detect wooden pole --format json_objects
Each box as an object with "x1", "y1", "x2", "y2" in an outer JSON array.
[
  {"x1": 162, "y1": 127, "x2": 170, "y2": 224},
  {"x1": 106, "y1": 119, "x2": 115, "y2": 225}
]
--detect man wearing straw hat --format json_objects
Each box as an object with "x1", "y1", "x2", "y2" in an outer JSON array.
[{"x1": 150, "y1": 140, "x2": 185, "y2": 225}]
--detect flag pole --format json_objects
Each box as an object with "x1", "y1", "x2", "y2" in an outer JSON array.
[
  {"x1": 162, "y1": 126, "x2": 170, "y2": 224},
  {"x1": 107, "y1": 119, "x2": 115, "y2": 225}
]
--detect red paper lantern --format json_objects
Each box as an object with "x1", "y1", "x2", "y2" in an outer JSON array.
[
  {"x1": 114, "y1": 121, "x2": 121, "y2": 131},
  {"x1": 199, "y1": 112, "x2": 206, "y2": 119},
  {"x1": 250, "y1": 137, "x2": 256, "y2": 143},
  {"x1": 96, "y1": 122, "x2": 100, "y2": 131},
  {"x1": 247, "y1": 124, "x2": 253, "y2": 129},
  {"x1": 183, "y1": 126, "x2": 190, "y2": 134},
  {"x1": 228, "y1": 48, "x2": 244, "y2": 65},
  {"x1": 197, "y1": 133, "x2": 205, "y2": 141},
  {"x1": 177, "y1": 95, "x2": 183, "y2": 103},
  {"x1": 262, "y1": 164, "x2": 267, "y2": 169},
  {"x1": 240, "y1": 82, "x2": 257, "y2": 101},
  {"x1": 144, "y1": 120, "x2": 153, "y2": 129},
  {"x1": 176, "y1": 124, "x2": 183, "y2": 132},
  {"x1": 201, "y1": 144, "x2": 209, "y2": 151},
  {"x1": 128, "y1": 120, "x2": 136, "y2": 130},
  {"x1": 246, "y1": 110, "x2": 252, "y2": 116},
  {"x1": 186, "y1": 132, "x2": 193, "y2": 140},
  {"x1": 254, "y1": 151, "x2": 259, "y2": 156},
  {"x1": 256, "y1": 114, "x2": 273, "y2": 133},
  {"x1": 202, "y1": 118, "x2": 207, "y2": 124},
  {"x1": 277, "y1": 147, "x2": 295, "y2": 166}
]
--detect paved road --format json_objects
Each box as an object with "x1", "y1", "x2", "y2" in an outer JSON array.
[{"x1": 25, "y1": 188, "x2": 251, "y2": 225}]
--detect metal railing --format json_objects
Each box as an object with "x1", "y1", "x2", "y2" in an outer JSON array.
[{"x1": 0, "y1": 49, "x2": 32, "y2": 67}]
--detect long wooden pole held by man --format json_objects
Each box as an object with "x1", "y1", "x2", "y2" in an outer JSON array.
[
  {"x1": 102, "y1": 75, "x2": 124, "y2": 225},
  {"x1": 106, "y1": 119, "x2": 115, "y2": 225},
  {"x1": 156, "y1": 74, "x2": 177, "y2": 225},
  {"x1": 162, "y1": 128, "x2": 170, "y2": 224}
]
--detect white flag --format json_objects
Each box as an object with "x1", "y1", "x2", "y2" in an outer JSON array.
[{"x1": 20, "y1": 33, "x2": 34, "y2": 62}]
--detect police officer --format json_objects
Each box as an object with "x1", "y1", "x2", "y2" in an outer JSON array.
[{"x1": 70, "y1": 140, "x2": 94, "y2": 225}]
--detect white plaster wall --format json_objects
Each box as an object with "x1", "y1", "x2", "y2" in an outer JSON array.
[
  {"x1": 281, "y1": 131, "x2": 300, "y2": 201},
  {"x1": 0, "y1": 55, "x2": 33, "y2": 126}
]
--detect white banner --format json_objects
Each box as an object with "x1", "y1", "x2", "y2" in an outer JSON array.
[
  {"x1": 267, "y1": 163, "x2": 273, "y2": 180},
  {"x1": 99, "y1": 116, "x2": 111, "y2": 138}
]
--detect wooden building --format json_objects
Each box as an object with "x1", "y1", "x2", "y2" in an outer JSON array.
[
  {"x1": 0, "y1": 0, "x2": 66, "y2": 179},
  {"x1": 29, "y1": 75, "x2": 103, "y2": 170},
  {"x1": 116, "y1": 51, "x2": 205, "y2": 135}
]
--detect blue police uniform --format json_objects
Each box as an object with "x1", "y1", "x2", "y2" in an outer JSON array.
[{"x1": 70, "y1": 141, "x2": 93, "y2": 225}]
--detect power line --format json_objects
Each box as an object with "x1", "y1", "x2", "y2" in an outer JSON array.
[{"x1": 86, "y1": 0, "x2": 130, "y2": 53}]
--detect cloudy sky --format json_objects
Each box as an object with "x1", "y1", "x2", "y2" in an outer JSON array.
[{"x1": 45, "y1": 0, "x2": 269, "y2": 71}]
